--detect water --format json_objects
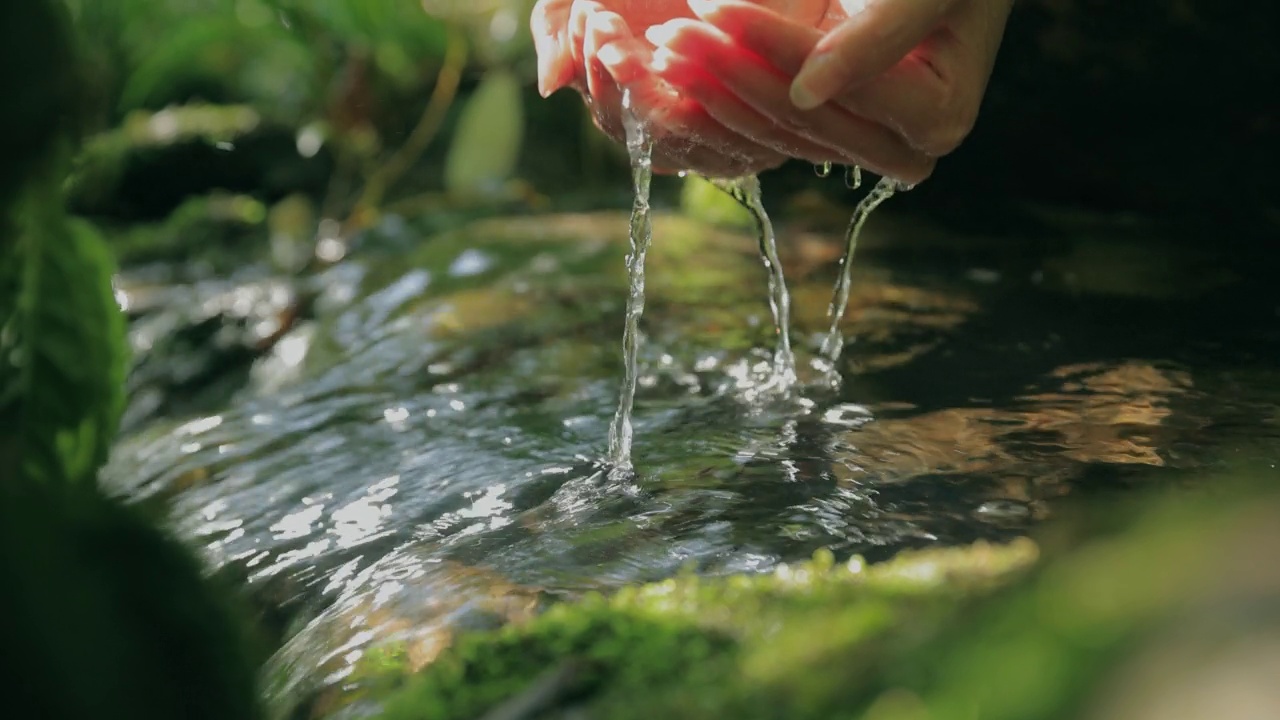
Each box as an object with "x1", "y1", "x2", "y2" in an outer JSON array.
[
  {"x1": 706, "y1": 175, "x2": 796, "y2": 389},
  {"x1": 101, "y1": 203, "x2": 1280, "y2": 717},
  {"x1": 605, "y1": 92, "x2": 654, "y2": 471},
  {"x1": 845, "y1": 165, "x2": 862, "y2": 190},
  {"x1": 819, "y1": 177, "x2": 904, "y2": 364}
]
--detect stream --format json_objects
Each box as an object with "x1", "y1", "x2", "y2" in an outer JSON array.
[{"x1": 102, "y1": 197, "x2": 1280, "y2": 717}]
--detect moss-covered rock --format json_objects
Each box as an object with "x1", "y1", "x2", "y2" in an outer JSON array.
[
  {"x1": 351, "y1": 474, "x2": 1280, "y2": 720},
  {"x1": 354, "y1": 541, "x2": 1039, "y2": 720}
]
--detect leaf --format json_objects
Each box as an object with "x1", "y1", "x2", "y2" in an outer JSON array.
[
  {"x1": 0, "y1": 0, "x2": 78, "y2": 214},
  {"x1": 444, "y1": 67, "x2": 525, "y2": 201},
  {"x1": 0, "y1": 172, "x2": 129, "y2": 487}
]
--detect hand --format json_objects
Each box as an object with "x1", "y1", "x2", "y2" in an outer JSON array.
[
  {"x1": 532, "y1": 0, "x2": 831, "y2": 177},
  {"x1": 650, "y1": 0, "x2": 1014, "y2": 181}
]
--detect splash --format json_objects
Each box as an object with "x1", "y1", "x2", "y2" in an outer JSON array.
[
  {"x1": 606, "y1": 90, "x2": 655, "y2": 471},
  {"x1": 707, "y1": 175, "x2": 796, "y2": 390},
  {"x1": 818, "y1": 177, "x2": 907, "y2": 364}
]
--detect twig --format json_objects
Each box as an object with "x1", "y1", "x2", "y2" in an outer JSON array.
[{"x1": 347, "y1": 24, "x2": 469, "y2": 232}]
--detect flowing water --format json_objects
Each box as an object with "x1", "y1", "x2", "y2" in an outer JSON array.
[
  {"x1": 102, "y1": 196, "x2": 1280, "y2": 717},
  {"x1": 820, "y1": 177, "x2": 905, "y2": 364},
  {"x1": 605, "y1": 92, "x2": 654, "y2": 471},
  {"x1": 707, "y1": 175, "x2": 796, "y2": 389}
]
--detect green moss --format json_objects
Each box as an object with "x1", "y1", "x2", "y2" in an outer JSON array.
[
  {"x1": 363, "y1": 476, "x2": 1280, "y2": 720},
  {"x1": 370, "y1": 541, "x2": 1038, "y2": 720}
]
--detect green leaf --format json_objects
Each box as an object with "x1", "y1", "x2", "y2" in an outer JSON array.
[
  {"x1": 0, "y1": 482, "x2": 266, "y2": 720},
  {"x1": 0, "y1": 0, "x2": 79, "y2": 216},
  {"x1": 0, "y1": 173, "x2": 129, "y2": 487},
  {"x1": 444, "y1": 67, "x2": 525, "y2": 201}
]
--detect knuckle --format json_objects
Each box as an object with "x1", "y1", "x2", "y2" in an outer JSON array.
[{"x1": 915, "y1": 104, "x2": 977, "y2": 157}]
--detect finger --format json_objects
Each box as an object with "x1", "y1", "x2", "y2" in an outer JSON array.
[
  {"x1": 530, "y1": 0, "x2": 576, "y2": 96},
  {"x1": 688, "y1": 0, "x2": 822, "y2": 72},
  {"x1": 688, "y1": 1, "x2": 957, "y2": 156},
  {"x1": 583, "y1": 9, "x2": 634, "y2": 140},
  {"x1": 569, "y1": 1, "x2": 608, "y2": 83},
  {"x1": 648, "y1": 20, "x2": 933, "y2": 183},
  {"x1": 599, "y1": 38, "x2": 789, "y2": 173},
  {"x1": 843, "y1": 51, "x2": 957, "y2": 155},
  {"x1": 653, "y1": 137, "x2": 782, "y2": 178},
  {"x1": 649, "y1": 46, "x2": 847, "y2": 166},
  {"x1": 788, "y1": 0, "x2": 962, "y2": 109}
]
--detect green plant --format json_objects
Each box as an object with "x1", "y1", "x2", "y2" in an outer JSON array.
[{"x1": 0, "y1": 3, "x2": 267, "y2": 718}]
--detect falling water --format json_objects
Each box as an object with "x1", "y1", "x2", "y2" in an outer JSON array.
[
  {"x1": 707, "y1": 175, "x2": 796, "y2": 389},
  {"x1": 819, "y1": 177, "x2": 904, "y2": 363},
  {"x1": 606, "y1": 91, "x2": 655, "y2": 470}
]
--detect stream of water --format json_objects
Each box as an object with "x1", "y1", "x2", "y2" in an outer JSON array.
[
  {"x1": 605, "y1": 91, "x2": 654, "y2": 472},
  {"x1": 820, "y1": 176, "x2": 906, "y2": 363},
  {"x1": 708, "y1": 175, "x2": 797, "y2": 390}
]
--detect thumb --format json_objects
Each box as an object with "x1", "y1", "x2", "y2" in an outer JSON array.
[
  {"x1": 531, "y1": 0, "x2": 577, "y2": 97},
  {"x1": 791, "y1": 0, "x2": 959, "y2": 109}
]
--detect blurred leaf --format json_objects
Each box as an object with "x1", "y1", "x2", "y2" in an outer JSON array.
[
  {"x1": 274, "y1": 0, "x2": 450, "y2": 82},
  {"x1": 444, "y1": 67, "x2": 524, "y2": 200},
  {"x1": 0, "y1": 482, "x2": 266, "y2": 720},
  {"x1": 119, "y1": 18, "x2": 316, "y2": 119},
  {"x1": 0, "y1": 175, "x2": 128, "y2": 487},
  {"x1": 0, "y1": 1, "x2": 79, "y2": 216}
]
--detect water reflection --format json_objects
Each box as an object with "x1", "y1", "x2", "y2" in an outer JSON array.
[{"x1": 102, "y1": 211, "x2": 1280, "y2": 716}]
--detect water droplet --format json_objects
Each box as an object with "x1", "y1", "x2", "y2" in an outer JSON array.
[{"x1": 844, "y1": 165, "x2": 862, "y2": 190}]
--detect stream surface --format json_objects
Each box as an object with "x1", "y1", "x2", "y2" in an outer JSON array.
[{"x1": 102, "y1": 206, "x2": 1280, "y2": 717}]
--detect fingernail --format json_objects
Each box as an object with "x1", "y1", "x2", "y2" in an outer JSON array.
[
  {"x1": 650, "y1": 46, "x2": 676, "y2": 73},
  {"x1": 686, "y1": 0, "x2": 716, "y2": 18},
  {"x1": 645, "y1": 23, "x2": 679, "y2": 47},
  {"x1": 588, "y1": 11, "x2": 625, "y2": 37},
  {"x1": 791, "y1": 52, "x2": 835, "y2": 109},
  {"x1": 536, "y1": 43, "x2": 555, "y2": 97},
  {"x1": 597, "y1": 42, "x2": 624, "y2": 69}
]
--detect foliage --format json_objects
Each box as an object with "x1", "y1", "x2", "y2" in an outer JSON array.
[
  {"x1": 62, "y1": 0, "x2": 542, "y2": 230},
  {"x1": 0, "y1": 178, "x2": 128, "y2": 486},
  {"x1": 0, "y1": 2, "x2": 126, "y2": 488},
  {"x1": 0, "y1": 482, "x2": 267, "y2": 720},
  {"x1": 1, "y1": 4, "x2": 269, "y2": 720}
]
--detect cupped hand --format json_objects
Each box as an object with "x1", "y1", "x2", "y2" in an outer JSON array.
[
  {"x1": 530, "y1": 0, "x2": 1011, "y2": 182},
  {"x1": 532, "y1": 0, "x2": 835, "y2": 177},
  {"x1": 668, "y1": 0, "x2": 1015, "y2": 167}
]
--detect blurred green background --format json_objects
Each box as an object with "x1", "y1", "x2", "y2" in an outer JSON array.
[{"x1": 34, "y1": 0, "x2": 1280, "y2": 248}]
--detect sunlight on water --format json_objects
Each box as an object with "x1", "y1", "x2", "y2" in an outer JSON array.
[
  {"x1": 101, "y1": 192, "x2": 1280, "y2": 718},
  {"x1": 706, "y1": 175, "x2": 797, "y2": 391},
  {"x1": 606, "y1": 89, "x2": 654, "y2": 472}
]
